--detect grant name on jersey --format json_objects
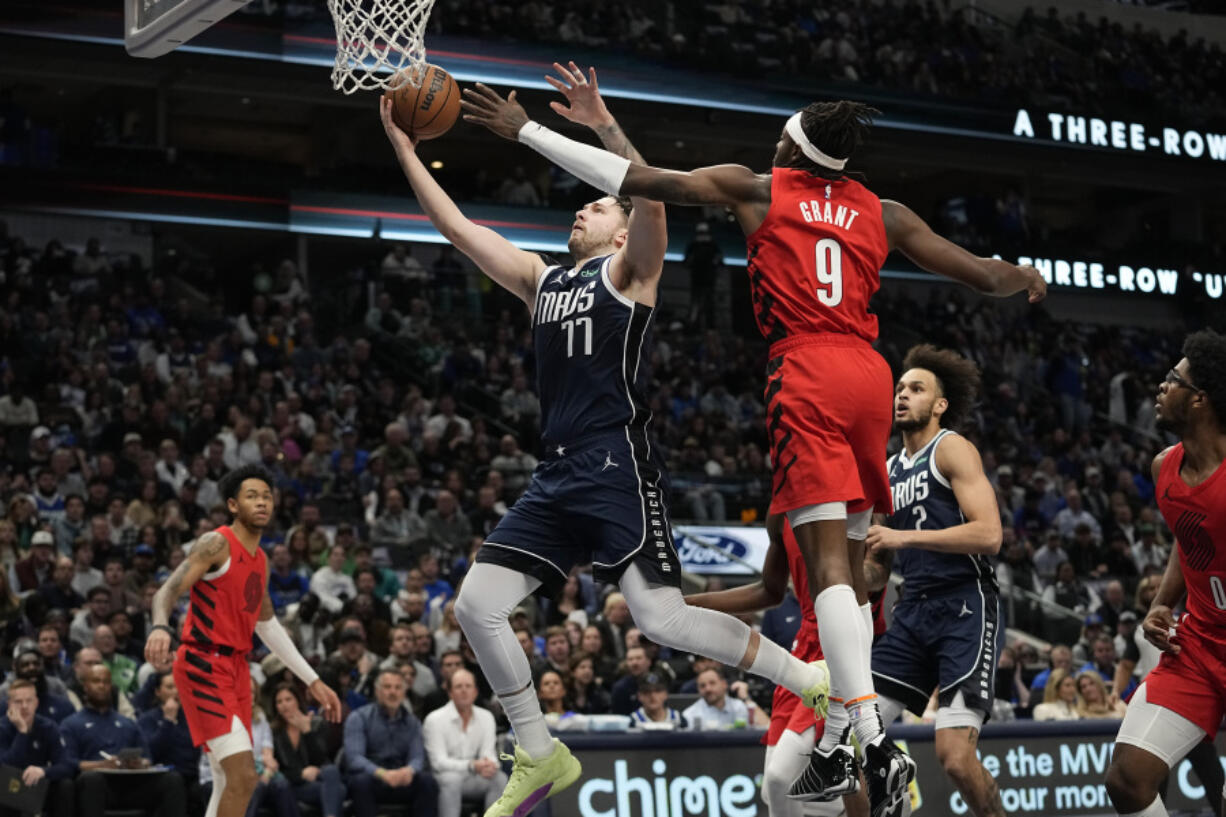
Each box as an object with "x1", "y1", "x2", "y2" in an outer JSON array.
[
  {"x1": 537, "y1": 279, "x2": 597, "y2": 325},
  {"x1": 798, "y1": 199, "x2": 860, "y2": 232}
]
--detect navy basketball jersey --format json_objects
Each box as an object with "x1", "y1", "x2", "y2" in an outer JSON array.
[
  {"x1": 886, "y1": 429, "x2": 996, "y2": 595},
  {"x1": 532, "y1": 254, "x2": 654, "y2": 447}
]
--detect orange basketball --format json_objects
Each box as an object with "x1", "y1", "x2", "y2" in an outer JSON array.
[{"x1": 384, "y1": 64, "x2": 461, "y2": 141}]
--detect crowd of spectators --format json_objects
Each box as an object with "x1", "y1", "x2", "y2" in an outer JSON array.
[
  {"x1": 0, "y1": 218, "x2": 1220, "y2": 817},
  {"x1": 425, "y1": 0, "x2": 1226, "y2": 126}
]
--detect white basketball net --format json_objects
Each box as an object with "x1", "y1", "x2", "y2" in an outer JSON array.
[{"x1": 326, "y1": 0, "x2": 438, "y2": 94}]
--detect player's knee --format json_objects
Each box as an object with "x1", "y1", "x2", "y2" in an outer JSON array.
[
  {"x1": 454, "y1": 585, "x2": 495, "y2": 632},
  {"x1": 761, "y1": 765, "x2": 792, "y2": 807},
  {"x1": 938, "y1": 750, "x2": 978, "y2": 788},
  {"x1": 1105, "y1": 761, "x2": 1153, "y2": 811},
  {"x1": 225, "y1": 763, "x2": 260, "y2": 799}
]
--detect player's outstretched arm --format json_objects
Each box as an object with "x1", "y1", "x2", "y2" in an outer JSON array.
[
  {"x1": 881, "y1": 199, "x2": 1047, "y2": 303},
  {"x1": 685, "y1": 513, "x2": 790, "y2": 614},
  {"x1": 379, "y1": 98, "x2": 545, "y2": 307},
  {"x1": 461, "y1": 82, "x2": 765, "y2": 208},
  {"x1": 255, "y1": 590, "x2": 343, "y2": 722},
  {"x1": 865, "y1": 436, "x2": 1002, "y2": 556},
  {"x1": 543, "y1": 62, "x2": 668, "y2": 285},
  {"x1": 145, "y1": 531, "x2": 229, "y2": 669}
]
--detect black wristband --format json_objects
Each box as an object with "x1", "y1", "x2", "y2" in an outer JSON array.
[{"x1": 150, "y1": 625, "x2": 175, "y2": 638}]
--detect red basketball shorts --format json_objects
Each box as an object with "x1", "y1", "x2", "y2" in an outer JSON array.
[
  {"x1": 764, "y1": 334, "x2": 894, "y2": 517},
  {"x1": 174, "y1": 644, "x2": 253, "y2": 748},
  {"x1": 1143, "y1": 627, "x2": 1226, "y2": 736},
  {"x1": 765, "y1": 626, "x2": 826, "y2": 746}
]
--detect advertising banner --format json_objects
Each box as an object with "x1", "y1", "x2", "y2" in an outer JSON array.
[
  {"x1": 673, "y1": 526, "x2": 770, "y2": 576},
  {"x1": 551, "y1": 725, "x2": 1226, "y2": 817}
]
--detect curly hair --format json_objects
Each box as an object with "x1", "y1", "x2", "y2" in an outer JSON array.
[
  {"x1": 1183, "y1": 329, "x2": 1226, "y2": 427},
  {"x1": 790, "y1": 100, "x2": 881, "y2": 176},
  {"x1": 217, "y1": 464, "x2": 275, "y2": 502},
  {"x1": 901, "y1": 344, "x2": 982, "y2": 430}
]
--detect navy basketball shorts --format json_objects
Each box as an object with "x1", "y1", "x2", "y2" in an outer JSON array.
[
  {"x1": 476, "y1": 429, "x2": 682, "y2": 593},
  {"x1": 870, "y1": 585, "x2": 1004, "y2": 720}
]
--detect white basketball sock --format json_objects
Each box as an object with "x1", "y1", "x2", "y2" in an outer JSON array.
[
  {"x1": 813, "y1": 584, "x2": 883, "y2": 751},
  {"x1": 498, "y1": 684, "x2": 556, "y2": 761}
]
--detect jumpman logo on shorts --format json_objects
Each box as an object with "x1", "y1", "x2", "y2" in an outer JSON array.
[
  {"x1": 602, "y1": 451, "x2": 619, "y2": 472},
  {"x1": 959, "y1": 601, "x2": 973, "y2": 617}
]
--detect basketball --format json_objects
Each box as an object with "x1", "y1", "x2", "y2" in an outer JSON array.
[{"x1": 384, "y1": 64, "x2": 460, "y2": 140}]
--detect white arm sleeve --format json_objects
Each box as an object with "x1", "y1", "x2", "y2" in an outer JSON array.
[
  {"x1": 517, "y1": 121, "x2": 631, "y2": 196},
  {"x1": 254, "y1": 617, "x2": 320, "y2": 685}
]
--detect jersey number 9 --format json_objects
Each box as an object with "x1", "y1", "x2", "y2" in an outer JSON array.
[{"x1": 815, "y1": 239, "x2": 844, "y2": 307}]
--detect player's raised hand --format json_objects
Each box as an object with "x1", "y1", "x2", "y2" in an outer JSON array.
[
  {"x1": 380, "y1": 97, "x2": 418, "y2": 155},
  {"x1": 144, "y1": 626, "x2": 174, "y2": 671},
  {"x1": 309, "y1": 678, "x2": 344, "y2": 723},
  {"x1": 1019, "y1": 263, "x2": 1047, "y2": 303},
  {"x1": 1142, "y1": 604, "x2": 1180, "y2": 654},
  {"x1": 545, "y1": 62, "x2": 613, "y2": 130},
  {"x1": 460, "y1": 83, "x2": 530, "y2": 141}
]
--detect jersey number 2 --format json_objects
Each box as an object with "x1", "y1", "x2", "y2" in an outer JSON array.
[
  {"x1": 814, "y1": 238, "x2": 844, "y2": 307},
  {"x1": 562, "y1": 317, "x2": 593, "y2": 358}
]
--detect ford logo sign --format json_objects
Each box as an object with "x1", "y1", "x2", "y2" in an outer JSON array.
[{"x1": 675, "y1": 532, "x2": 750, "y2": 566}]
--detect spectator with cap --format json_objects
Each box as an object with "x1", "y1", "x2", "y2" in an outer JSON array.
[
  {"x1": 70, "y1": 587, "x2": 112, "y2": 647},
  {"x1": 12, "y1": 530, "x2": 55, "y2": 594},
  {"x1": 1131, "y1": 521, "x2": 1169, "y2": 573},
  {"x1": 628, "y1": 672, "x2": 686, "y2": 729},
  {"x1": 0, "y1": 648, "x2": 73, "y2": 722},
  {"x1": 423, "y1": 667, "x2": 506, "y2": 817},
  {"x1": 137, "y1": 672, "x2": 202, "y2": 814},
  {"x1": 682, "y1": 666, "x2": 751, "y2": 730},
  {"x1": 0, "y1": 679, "x2": 75, "y2": 817},
  {"x1": 39, "y1": 556, "x2": 85, "y2": 612},
  {"x1": 311, "y1": 544, "x2": 356, "y2": 614},
  {"x1": 268, "y1": 543, "x2": 310, "y2": 615},
  {"x1": 370, "y1": 489, "x2": 426, "y2": 550},
  {"x1": 344, "y1": 668, "x2": 438, "y2": 817},
  {"x1": 124, "y1": 545, "x2": 157, "y2": 596},
  {"x1": 62, "y1": 664, "x2": 187, "y2": 817}
]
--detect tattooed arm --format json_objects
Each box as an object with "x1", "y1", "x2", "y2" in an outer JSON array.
[{"x1": 144, "y1": 531, "x2": 229, "y2": 668}]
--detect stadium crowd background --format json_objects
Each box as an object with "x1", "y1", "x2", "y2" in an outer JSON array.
[{"x1": 3, "y1": 1, "x2": 1226, "y2": 815}]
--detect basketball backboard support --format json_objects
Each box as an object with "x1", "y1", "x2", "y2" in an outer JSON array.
[{"x1": 125, "y1": 0, "x2": 252, "y2": 58}]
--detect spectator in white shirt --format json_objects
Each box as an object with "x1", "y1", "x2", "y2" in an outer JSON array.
[
  {"x1": 154, "y1": 439, "x2": 189, "y2": 493},
  {"x1": 310, "y1": 544, "x2": 356, "y2": 614},
  {"x1": 682, "y1": 667, "x2": 750, "y2": 730},
  {"x1": 423, "y1": 395, "x2": 472, "y2": 444},
  {"x1": 1052, "y1": 487, "x2": 1101, "y2": 541},
  {"x1": 422, "y1": 669, "x2": 507, "y2": 817},
  {"x1": 219, "y1": 414, "x2": 261, "y2": 469}
]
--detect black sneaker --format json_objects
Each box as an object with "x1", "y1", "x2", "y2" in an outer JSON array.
[
  {"x1": 863, "y1": 738, "x2": 917, "y2": 817},
  {"x1": 786, "y1": 745, "x2": 861, "y2": 802}
]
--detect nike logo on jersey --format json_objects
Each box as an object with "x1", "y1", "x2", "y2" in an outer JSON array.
[
  {"x1": 959, "y1": 601, "x2": 973, "y2": 617},
  {"x1": 602, "y1": 452, "x2": 619, "y2": 472}
]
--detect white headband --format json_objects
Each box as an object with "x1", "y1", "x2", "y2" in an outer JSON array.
[{"x1": 785, "y1": 112, "x2": 847, "y2": 171}]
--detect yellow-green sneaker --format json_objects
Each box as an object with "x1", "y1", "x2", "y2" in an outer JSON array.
[
  {"x1": 800, "y1": 659, "x2": 832, "y2": 720},
  {"x1": 484, "y1": 739, "x2": 582, "y2": 817}
]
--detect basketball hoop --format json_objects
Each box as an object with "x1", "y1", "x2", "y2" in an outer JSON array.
[{"x1": 327, "y1": 0, "x2": 438, "y2": 94}]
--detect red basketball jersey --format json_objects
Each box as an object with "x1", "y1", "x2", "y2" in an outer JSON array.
[
  {"x1": 1156, "y1": 444, "x2": 1226, "y2": 653},
  {"x1": 180, "y1": 526, "x2": 267, "y2": 651},
  {"x1": 745, "y1": 168, "x2": 890, "y2": 345}
]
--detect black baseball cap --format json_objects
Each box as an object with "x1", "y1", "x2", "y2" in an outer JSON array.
[{"x1": 638, "y1": 672, "x2": 668, "y2": 692}]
